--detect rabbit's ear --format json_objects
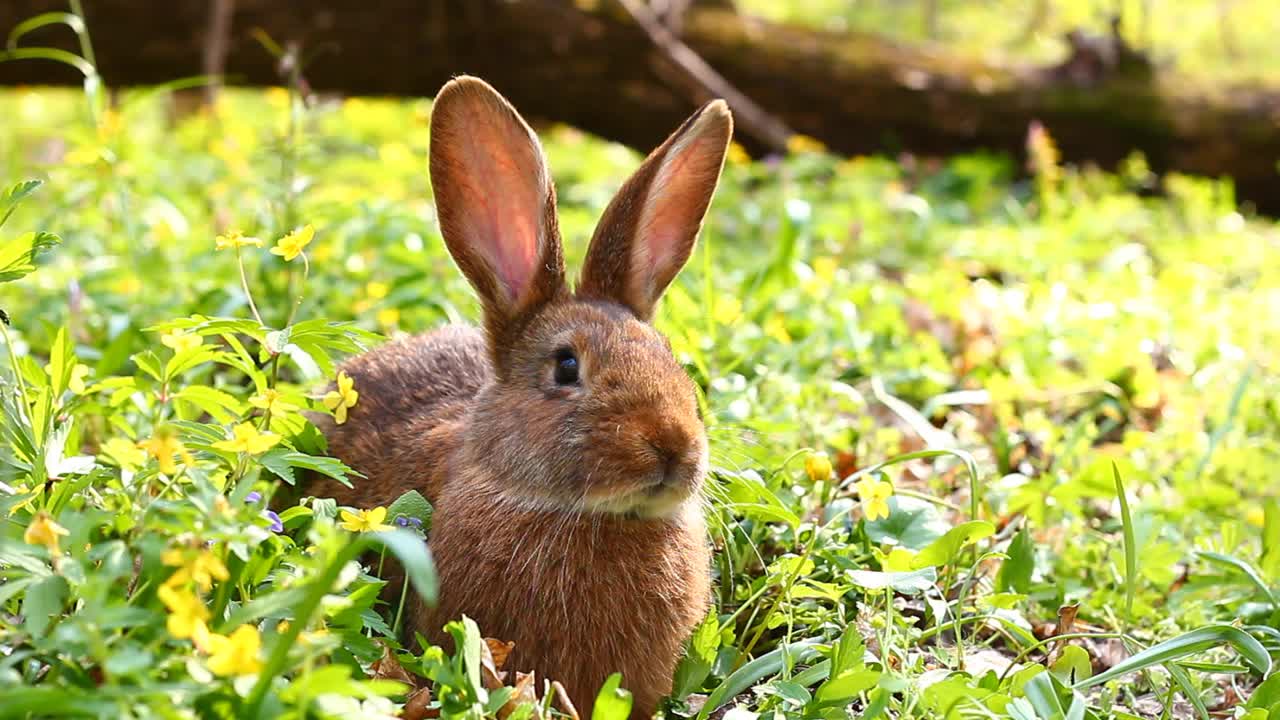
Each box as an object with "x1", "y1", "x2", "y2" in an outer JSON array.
[
  {"x1": 430, "y1": 76, "x2": 564, "y2": 326},
  {"x1": 578, "y1": 100, "x2": 732, "y2": 321}
]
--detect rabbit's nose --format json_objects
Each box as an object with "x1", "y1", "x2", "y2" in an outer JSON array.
[{"x1": 650, "y1": 443, "x2": 681, "y2": 482}]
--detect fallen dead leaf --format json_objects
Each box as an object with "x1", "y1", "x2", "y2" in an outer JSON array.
[
  {"x1": 499, "y1": 671, "x2": 539, "y2": 720},
  {"x1": 369, "y1": 641, "x2": 416, "y2": 688},
  {"x1": 552, "y1": 680, "x2": 580, "y2": 720},
  {"x1": 402, "y1": 686, "x2": 436, "y2": 720},
  {"x1": 479, "y1": 638, "x2": 507, "y2": 690},
  {"x1": 486, "y1": 638, "x2": 515, "y2": 670}
]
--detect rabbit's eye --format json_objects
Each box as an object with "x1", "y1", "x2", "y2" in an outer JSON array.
[{"x1": 553, "y1": 347, "x2": 580, "y2": 385}]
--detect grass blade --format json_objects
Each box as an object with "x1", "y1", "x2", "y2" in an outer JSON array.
[
  {"x1": 1197, "y1": 551, "x2": 1280, "y2": 611},
  {"x1": 1074, "y1": 624, "x2": 1271, "y2": 689},
  {"x1": 696, "y1": 640, "x2": 822, "y2": 720},
  {"x1": 1112, "y1": 462, "x2": 1137, "y2": 621}
]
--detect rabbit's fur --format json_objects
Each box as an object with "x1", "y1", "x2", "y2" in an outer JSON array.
[{"x1": 310, "y1": 76, "x2": 732, "y2": 718}]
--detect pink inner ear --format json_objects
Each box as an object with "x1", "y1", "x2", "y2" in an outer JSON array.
[
  {"x1": 633, "y1": 134, "x2": 722, "y2": 294},
  {"x1": 450, "y1": 113, "x2": 547, "y2": 304}
]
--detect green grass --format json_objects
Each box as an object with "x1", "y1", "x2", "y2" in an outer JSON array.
[{"x1": 1, "y1": 75, "x2": 1279, "y2": 718}]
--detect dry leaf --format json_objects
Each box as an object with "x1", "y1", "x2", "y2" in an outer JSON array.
[
  {"x1": 402, "y1": 686, "x2": 437, "y2": 720},
  {"x1": 551, "y1": 680, "x2": 580, "y2": 720},
  {"x1": 369, "y1": 641, "x2": 416, "y2": 688},
  {"x1": 479, "y1": 637, "x2": 507, "y2": 690},
  {"x1": 1046, "y1": 604, "x2": 1080, "y2": 665},
  {"x1": 499, "y1": 670, "x2": 539, "y2": 720},
  {"x1": 485, "y1": 638, "x2": 515, "y2": 670}
]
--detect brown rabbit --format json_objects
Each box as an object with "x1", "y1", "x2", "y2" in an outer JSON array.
[{"x1": 310, "y1": 76, "x2": 732, "y2": 718}]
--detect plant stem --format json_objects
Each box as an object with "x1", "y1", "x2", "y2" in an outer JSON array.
[{"x1": 234, "y1": 246, "x2": 264, "y2": 326}]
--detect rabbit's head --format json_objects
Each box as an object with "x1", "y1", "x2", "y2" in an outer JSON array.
[{"x1": 429, "y1": 76, "x2": 731, "y2": 518}]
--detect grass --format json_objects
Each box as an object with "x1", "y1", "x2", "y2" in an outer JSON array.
[{"x1": 1, "y1": 35, "x2": 1280, "y2": 720}]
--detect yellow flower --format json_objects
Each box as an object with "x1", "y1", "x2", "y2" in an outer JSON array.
[
  {"x1": 270, "y1": 224, "x2": 314, "y2": 262},
  {"x1": 248, "y1": 389, "x2": 297, "y2": 415},
  {"x1": 365, "y1": 281, "x2": 390, "y2": 300},
  {"x1": 265, "y1": 86, "x2": 290, "y2": 108},
  {"x1": 157, "y1": 583, "x2": 210, "y2": 641},
  {"x1": 376, "y1": 307, "x2": 401, "y2": 329},
  {"x1": 854, "y1": 477, "x2": 893, "y2": 522},
  {"x1": 140, "y1": 429, "x2": 192, "y2": 475},
  {"x1": 161, "y1": 329, "x2": 203, "y2": 354},
  {"x1": 163, "y1": 549, "x2": 230, "y2": 591},
  {"x1": 726, "y1": 141, "x2": 751, "y2": 166},
  {"x1": 101, "y1": 437, "x2": 146, "y2": 470},
  {"x1": 786, "y1": 134, "x2": 826, "y2": 155},
  {"x1": 804, "y1": 452, "x2": 833, "y2": 482},
  {"x1": 763, "y1": 316, "x2": 792, "y2": 345},
  {"x1": 276, "y1": 619, "x2": 328, "y2": 645},
  {"x1": 214, "y1": 230, "x2": 263, "y2": 251},
  {"x1": 323, "y1": 371, "x2": 359, "y2": 425},
  {"x1": 205, "y1": 624, "x2": 264, "y2": 677},
  {"x1": 1246, "y1": 507, "x2": 1265, "y2": 527},
  {"x1": 338, "y1": 506, "x2": 394, "y2": 533},
  {"x1": 713, "y1": 296, "x2": 742, "y2": 325},
  {"x1": 213, "y1": 423, "x2": 281, "y2": 455},
  {"x1": 24, "y1": 511, "x2": 69, "y2": 554}
]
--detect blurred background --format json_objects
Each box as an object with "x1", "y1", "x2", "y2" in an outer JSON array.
[{"x1": 3, "y1": 0, "x2": 1280, "y2": 211}]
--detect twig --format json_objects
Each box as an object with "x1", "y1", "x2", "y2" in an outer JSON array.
[
  {"x1": 203, "y1": 0, "x2": 235, "y2": 106},
  {"x1": 614, "y1": 0, "x2": 793, "y2": 153}
]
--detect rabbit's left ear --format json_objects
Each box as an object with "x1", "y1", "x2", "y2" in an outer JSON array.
[{"x1": 578, "y1": 100, "x2": 732, "y2": 321}]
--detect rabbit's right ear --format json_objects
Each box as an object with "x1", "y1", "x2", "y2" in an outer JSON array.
[{"x1": 429, "y1": 76, "x2": 565, "y2": 332}]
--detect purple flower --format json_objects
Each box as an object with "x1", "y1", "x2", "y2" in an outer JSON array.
[
  {"x1": 245, "y1": 491, "x2": 263, "y2": 504},
  {"x1": 395, "y1": 515, "x2": 423, "y2": 528},
  {"x1": 264, "y1": 510, "x2": 283, "y2": 533}
]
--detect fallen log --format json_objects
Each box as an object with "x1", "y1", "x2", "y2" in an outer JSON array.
[{"x1": 2, "y1": 0, "x2": 1278, "y2": 211}]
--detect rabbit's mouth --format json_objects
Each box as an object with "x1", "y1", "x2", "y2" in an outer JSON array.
[{"x1": 582, "y1": 452, "x2": 707, "y2": 518}]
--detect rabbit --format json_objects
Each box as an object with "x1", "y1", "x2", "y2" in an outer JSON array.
[{"x1": 308, "y1": 75, "x2": 733, "y2": 719}]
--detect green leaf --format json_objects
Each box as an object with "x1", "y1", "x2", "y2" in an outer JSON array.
[
  {"x1": 22, "y1": 574, "x2": 68, "y2": 638},
  {"x1": 368, "y1": 529, "x2": 438, "y2": 606},
  {"x1": 672, "y1": 610, "x2": 720, "y2": 699},
  {"x1": 1113, "y1": 462, "x2": 1138, "y2": 620},
  {"x1": 997, "y1": 528, "x2": 1035, "y2": 594},
  {"x1": 46, "y1": 326, "x2": 71, "y2": 397},
  {"x1": 592, "y1": 673, "x2": 634, "y2": 720},
  {"x1": 1245, "y1": 671, "x2": 1280, "y2": 709},
  {"x1": 172, "y1": 385, "x2": 245, "y2": 423},
  {"x1": 1023, "y1": 672, "x2": 1067, "y2": 719},
  {"x1": 132, "y1": 351, "x2": 162, "y2": 382},
  {"x1": 1049, "y1": 645, "x2": 1092, "y2": 684},
  {"x1": 0, "y1": 231, "x2": 61, "y2": 283},
  {"x1": 815, "y1": 668, "x2": 879, "y2": 707},
  {"x1": 1075, "y1": 624, "x2": 1272, "y2": 689},
  {"x1": 864, "y1": 496, "x2": 948, "y2": 550},
  {"x1": 258, "y1": 449, "x2": 355, "y2": 487},
  {"x1": 697, "y1": 641, "x2": 823, "y2": 720},
  {"x1": 1, "y1": 180, "x2": 43, "y2": 214},
  {"x1": 771, "y1": 680, "x2": 811, "y2": 707},
  {"x1": 387, "y1": 489, "x2": 434, "y2": 531},
  {"x1": 911, "y1": 521, "x2": 995, "y2": 569},
  {"x1": 848, "y1": 567, "x2": 937, "y2": 595},
  {"x1": 1198, "y1": 551, "x2": 1280, "y2": 611},
  {"x1": 1261, "y1": 501, "x2": 1280, "y2": 580}
]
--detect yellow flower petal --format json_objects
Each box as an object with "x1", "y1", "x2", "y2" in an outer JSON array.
[
  {"x1": 24, "y1": 512, "x2": 69, "y2": 554},
  {"x1": 206, "y1": 624, "x2": 263, "y2": 677},
  {"x1": 804, "y1": 452, "x2": 832, "y2": 482}
]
